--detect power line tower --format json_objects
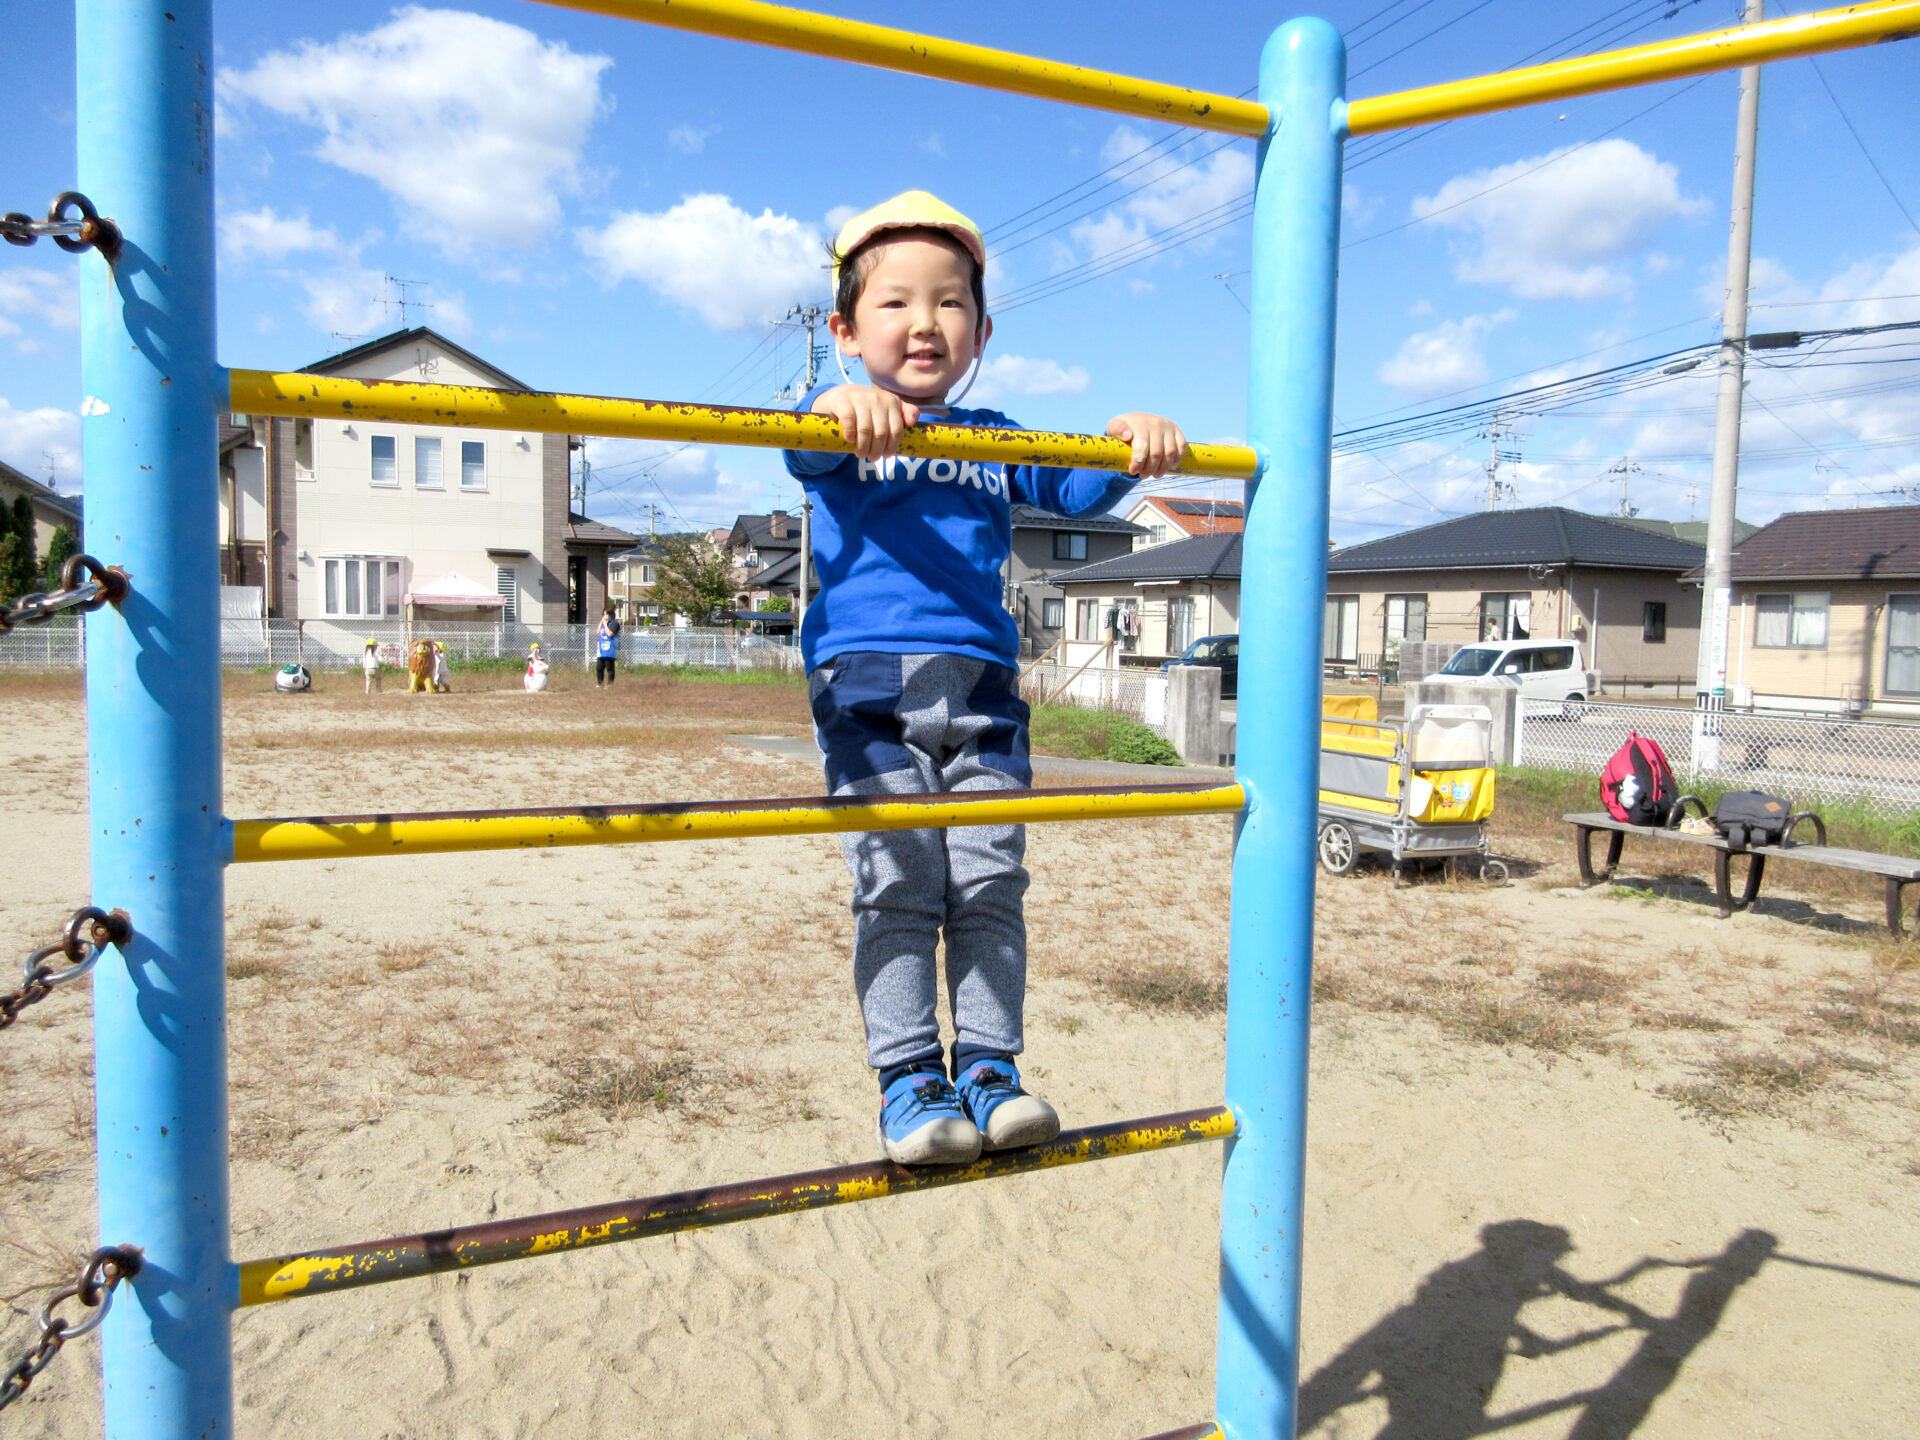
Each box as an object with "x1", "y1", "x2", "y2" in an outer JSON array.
[
  {"x1": 772, "y1": 304, "x2": 829, "y2": 404},
  {"x1": 1609, "y1": 458, "x2": 1642, "y2": 518},
  {"x1": 1480, "y1": 415, "x2": 1521, "y2": 511}
]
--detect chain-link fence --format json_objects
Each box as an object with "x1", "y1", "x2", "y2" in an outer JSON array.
[
  {"x1": 1020, "y1": 660, "x2": 1170, "y2": 735},
  {"x1": 0, "y1": 618, "x2": 797, "y2": 674},
  {"x1": 1516, "y1": 698, "x2": 1920, "y2": 814}
]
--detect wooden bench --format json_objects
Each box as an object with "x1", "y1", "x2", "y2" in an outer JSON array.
[{"x1": 1566, "y1": 807, "x2": 1920, "y2": 934}]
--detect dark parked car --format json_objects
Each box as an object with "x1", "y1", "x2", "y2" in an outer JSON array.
[{"x1": 1162, "y1": 634, "x2": 1238, "y2": 699}]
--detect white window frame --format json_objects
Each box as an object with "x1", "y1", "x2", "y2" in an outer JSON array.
[
  {"x1": 1754, "y1": 591, "x2": 1828, "y2": 650},
  {"x1": 1325, "y1": 594, "x2": 1360, "y2": 662},
  {"x1": 415, "y1": 435, "x2": 444, "y2": 490},
  {"x1": 460, "y1": 439, "x2": 486, "y2": 491},
  {"x1": 320, "y1": 556, "x2": 404, "y2": 619},
  {"x1": 1384, "y1": 593, "x2": 1427, "y2": 643},
  {"x1": 370, "y1": 434, "x2": 397, "y2": 487}
]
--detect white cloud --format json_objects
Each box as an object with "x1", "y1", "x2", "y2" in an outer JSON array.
[
  {"x1": 1414, "y1": 139, "x2": 1704, "y2": 301},
  {"x1": 581, "y1": 193, "x2": 825, "y2": 331},
  {"x1": 667, "y1": 123, "x2": 711, "y2": 155},
  {"x1": 221, "y1": 206, "x2": 343, "y2": 262},
  {"x1": 0, "y1": 269, "x2": 79, "y2": 351},
  {"x1": 217, "y1": 7, "x2": 610, "y2": 253},
  {"x1": 296, "y1": 263, "x2": 394, "y2": 338},
  {"x1": 967, "y1": 354, "x2": 1091, "y2": 406},
  {"x1": 585, "y1": 440, "x2": 793, "y2": 530},
  {"x1": 0, "y1": 399, "x2": 81, "y2": 490},
  {"x1": 1055, "y1": 125, "x2": 1253, "y2": 269},
  {"x1": 920, "y1": 133, "x2": 946, "y2": 157},
  {"x1": 1377, "y1": 311, "x2": 1512, "y2": 398}
]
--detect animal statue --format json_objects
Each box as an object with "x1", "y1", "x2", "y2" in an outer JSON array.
[
  {"x1": 524, "y1": 644, "x2": 550, "y2": 693},
  {"x1": 407, "y1": 639, "x2": 436, "y2": 694},
  {"x1": 274, "y1": 664, "x2": 311, "y2": 694}
]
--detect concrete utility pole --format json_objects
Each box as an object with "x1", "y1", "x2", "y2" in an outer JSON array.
[
  {"x1": 797, "y1": 493, "x2": 811, "y2": 630},
  {"x1": 1481, "y1": 415, "x2": 1520, "y2": 511},
  {"x1": 775, "y1": 304, "x2": 829, "y2": 403},
  {"x1": 1693, "y1": 0, "x2": 1765, "y2": 767},
  {"x1": 1610, "y1": 458, "x2": 1641, "y2": 518}
]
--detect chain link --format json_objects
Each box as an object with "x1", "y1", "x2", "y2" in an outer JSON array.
[
  {"x1": 0, "y1": 192, "x2": 121, "y2": 261},
  {"x1": 0, "y1": 1247, "x2": 142, "y2": 1412},
  {"x1": 0, "y1": 907, "x2": 131, "y2": 1032},
  {"x1": 0, "y1": 554, "x2": 129, "y2": 635}
]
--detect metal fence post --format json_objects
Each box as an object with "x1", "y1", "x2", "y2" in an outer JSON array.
[
  {"x1": 77, "y1": 1, "x2": 234, "y2": 1435},
  {"x1": 1217, "y1": 18, "x2": 1344, "y2": 1440}
]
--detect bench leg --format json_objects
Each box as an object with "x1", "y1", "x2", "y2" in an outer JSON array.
[
  {"x1": 1886, "y1": 877, "x2": 1908, "y2": 938},
  {"x1": 1606, "y1": 830, "x2": 1624, "y2": 878},
  {"x1": 1714, "y1": 850, "x2": 1766, "y2": 917},
  {"x1": 1574, "y1": 827, "x2": 1625, "y2": 888}
]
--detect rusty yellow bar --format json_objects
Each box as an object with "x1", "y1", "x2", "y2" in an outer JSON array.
[
  {"x1": 236, "y1": 1107, "x2": 1236, "y2": 1305},
  {"x1": 226, "y1": 369, "x2": 1262, "y2": 480},
  {"x1": 1347, "y1": 0, "x2": 1920, "y2": 135},
  {"x1": 530, "y1": 0, "x2": 1270, "y2": 136},
  {"x1": 227, "y1": 782, "x2": 1248, "y2": 864}
]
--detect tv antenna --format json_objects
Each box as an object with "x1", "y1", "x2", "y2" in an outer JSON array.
[{"x1": 381, "y1": 275, "x2": 436, "y2": 328}]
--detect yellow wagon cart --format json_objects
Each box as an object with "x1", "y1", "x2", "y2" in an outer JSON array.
[{"x1": 1318, "y1": 696, "x2": 1505, "y2": 884}]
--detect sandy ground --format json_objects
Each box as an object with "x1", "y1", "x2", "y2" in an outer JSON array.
[{"x1": 1, "y1": 673, "x2": 1916, "y2": 1438}]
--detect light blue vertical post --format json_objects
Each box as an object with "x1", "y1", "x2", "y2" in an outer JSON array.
[
  {"x1": 1216, "y1": 18, "x2": 1344, "y2": 1440},
  {"x1": 76, "y1": 1, "x2": 233, "y2": 1436}
]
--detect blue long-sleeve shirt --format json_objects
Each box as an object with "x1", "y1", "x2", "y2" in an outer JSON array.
[{"x1": 783, "y1": 385, "x2": 1136, "y2": 671}]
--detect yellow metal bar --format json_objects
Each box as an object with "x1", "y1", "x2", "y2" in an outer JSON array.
[
  {"x1": 226, "y1": 369, "x2": 1262, "y2": 481},
  {"x1": 1348, "y1": 0, "x2": 1920, "y2": 135},
  {"x1": 236, "y1": 1107, "x2": 1236, "y2": 1305},
  {"x1": 531, "y1": 0, "x2": 1270, "y2": 137},
  {"x1": 228, "y1": 782, "x2": 1248, "y2": 864}
]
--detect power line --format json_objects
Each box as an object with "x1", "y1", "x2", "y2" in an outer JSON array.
[{"x1": 1808, "y1": 57, "x2": 1919, "y2": 238}]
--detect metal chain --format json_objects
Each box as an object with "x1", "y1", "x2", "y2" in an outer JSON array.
[
  {"x1": 0, "y1": 192, "x2": 121, "y2": 261},
  {"x1": 0, "y1": 554, "x2": 130, "y2": 635},
  {"x1": 0, "y1": 1246, "x2": 142, "y2": 1413},
  {"x1": 0, "y1": 907, "x2": 131, "y2": 1032}
]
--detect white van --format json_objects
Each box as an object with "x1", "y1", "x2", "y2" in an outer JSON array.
[{"x1": 1423, "y1": 640, "x2": 1598, "y2": 703}]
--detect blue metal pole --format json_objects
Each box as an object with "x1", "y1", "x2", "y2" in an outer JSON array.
[
  {"x1": 1216, "y1": 18, "x2": 1344, "y2": 1440},
  {"x1": 76, "y1": 1, "x2": 233, "y2": 1435}
]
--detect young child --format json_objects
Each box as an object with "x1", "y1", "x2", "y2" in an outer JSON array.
[
  {"x1": 361, "y1": 638, "x2": 382, "y2": 694},
  {"x1": 784, "y1": 191, "x2": 1187, "y2": 1166}
]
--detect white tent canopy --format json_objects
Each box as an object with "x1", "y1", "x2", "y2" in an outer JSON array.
[{"x1": 403, "y1": 571, "x2": 508, "y2": 608}]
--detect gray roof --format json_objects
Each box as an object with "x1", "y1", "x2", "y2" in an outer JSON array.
[
  {"x1": 303, "y1": 326, "x2": 534, "y2": 391},
  {"x1": 567, "y1": 512, "x2": 640, "y2": 548},
  {"x1": 729, "y1": 512, "x2": 805, "y2": 551},
  {"x1": 0, "y1": 458, "x2": 83, "y2": 526},
  {"x1": 1329, "y1": 506, "x2": 1704, "y2": 574},
  {"x1": 1010, "y1": 504, "x2": 1144, "y2": 535},
  {"x1": 1051, "y1": 532, "x2": 1241, "y2": 586}
]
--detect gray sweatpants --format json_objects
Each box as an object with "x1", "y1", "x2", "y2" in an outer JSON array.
[{"x1": 809, "y1": 652, "x2": 1030, "y2": 1073}]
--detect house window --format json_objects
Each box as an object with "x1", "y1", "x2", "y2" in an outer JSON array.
[
  {"x1": 1074, "y1": 597, "x2": 1102, "y2": 641},
  {"x1": 321, "y1": 557, "x2": 402, "y2": 618},
  {"x1": 1755, "y1": 592, "x2": 1828, "y2": 649},
  {"x1": 495, "y1": 565, "x2": 518, "y2": 623},
  {"x1": 1054, "y1": 532, "x2": 1088, "y2": 562},
  {"x1": 1325, "y1": 595, "x2": 1359, "y2": 662},
  {"x1": 1643, "y1": 601, "x2": 1667, "y2": 644},
  {"x1": 1042, "y1": 597, "x2": 1065, "y2": 629},
  {"x1": 461, "y1": 440, "x2": 485, "y2": 489},
  {"x1": 370, "y1": 435, "x2": 397, "y2": 486},
  {"x1": 1385, "y1": 593, "x2": 1427, "y2": 643},
  {"x1": 415, "y1": 436, "x2": 443, "y2": 489},
  {"x1": 1167, "y1": 596, "x2": 1196, "y2": 654},
  {"x1": 640, "y1": 564, "x2": 656, "y2": 585},
  {"x1": 1888, "y1": 596, "x2": 1920, "y2": 696},
  {"x1": 1147, "y1": 524, "x2": 1168, "y2": 545},
  {"x1": 293, "y1": 419, "x2": 314, "y2": 481},
  {"x1": 1481, "y1": 591, "x2": 1531, "y2": 641}
]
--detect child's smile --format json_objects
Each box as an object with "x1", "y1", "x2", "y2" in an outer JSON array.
[{"x1": 830, "y1": 234, "x2": 992, "y2": 405}]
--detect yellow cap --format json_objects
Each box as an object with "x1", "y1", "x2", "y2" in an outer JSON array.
[{"x1": 832, "y1": 190, "x2": 984, "y2": 293}]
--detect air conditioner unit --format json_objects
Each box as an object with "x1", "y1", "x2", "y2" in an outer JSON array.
[{"x1": 1729, "y1": 685, "x2": 1754, "y2": 709}]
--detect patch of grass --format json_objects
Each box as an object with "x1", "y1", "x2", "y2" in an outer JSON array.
[
  {"x1": 1029, "y1": 705, "x2": 1182, "y2": 765},
  {"x1": 1636, "y1": 1008, "x2": 1732, "y2": 1032},
  {"x1": 1533, "y1": 960, "x2": 1631, "y2": 1006},
  {"x1": 0, "y1": 1134, "x2": 64, "y2": 1185},
  {"x1": 539, "y1": 1055, "x2": 700, "y2": 1121},
  {"x1": 1097, "y1": 958, "x2": 1227, "y2": 1013},
  {"x1": 1435, "y1": 988, "x2": 1597, "y2": 1053},
  {"x1": 226, "y1": 955, "x2": 281, "y2": 981},
  {"x1": 375, "y1": 940, "x2": 439, "y2": 975},
  {"x1": 1659, "y1": 1047, "x2": 1833, "y2": 1121}
]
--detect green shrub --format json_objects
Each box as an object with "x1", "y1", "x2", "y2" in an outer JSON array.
[{"x1": 1108, "y1": 719, "x2": 1182, "y2": 766}]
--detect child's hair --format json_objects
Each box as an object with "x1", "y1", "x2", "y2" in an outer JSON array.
[{"x1": 830, "y1": 226, "x2": 985, "y2": 333}]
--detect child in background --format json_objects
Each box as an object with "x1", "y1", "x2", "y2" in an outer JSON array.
[
  {"x1": 785, "y1": 192, "x2": 1187, "y2": 1166},
  {"x1": 361, "y1": 638, "x2": 381, "y2": 694}
]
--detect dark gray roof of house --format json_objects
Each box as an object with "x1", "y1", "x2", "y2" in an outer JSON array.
[
  {"x1": 567, "y1": 512, "x2": 640, "y2": 548},
  {"x1": 1701, "y1": 505, "x2": 1920, "y2": 582},
  {"x1": 752, "y1": 549, "x2": 819, "y2": 592},
  {"x1": 0, "y1": 458, "x2": 83, "y2": 525},
  {"x1": 1164, "y1": 498, "x2": 1244, "y2": 518},
  {"x1": 1329, "y1": 506, "x2": 1704, "y2": 574},
  {"x1": 302, "y1": 326, "x2": 534, "y2": 392},
  {"x1": 1010, "y1": 504, "x2": 1144, "y2": 535},
  {"x1": 729, "y1": 512, "x2": 805, "y2": 551},
  {"x1": 1051, "y1": 532, "x2": 1241, "y2": 586}
]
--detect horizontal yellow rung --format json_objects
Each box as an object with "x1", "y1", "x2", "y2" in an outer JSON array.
[
  {"x1": 225, "y1": 370, "x2": 1261, "y2": 480},
  {"x1": 531, "y1": 0, "x2": 1270, "y2": 136},
  {"x1": 228, "y1": 783, "x2": 1248, "y2": 864},
  {"x1": 1348, "y1": 0, "x2": 1920, "y2": 135}
]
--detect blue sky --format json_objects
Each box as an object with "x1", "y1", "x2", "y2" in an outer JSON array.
[{"x1": 3, "y1": 0, "x2": 1917, "y2": 542}]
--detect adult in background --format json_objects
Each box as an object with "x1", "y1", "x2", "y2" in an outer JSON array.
[{"x1": 596, "y1": 606, "x2": 621, "y2": 686}]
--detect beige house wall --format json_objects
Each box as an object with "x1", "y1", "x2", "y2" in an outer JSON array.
[
  {"x1": 1726, "y1": 580, "x2": 1920, "y2": 709},
  {"x1": 1054, "y1": 578, "x2": 1239, "y2": 661}
]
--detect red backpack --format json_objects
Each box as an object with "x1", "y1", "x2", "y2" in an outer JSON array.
[{"x1": 1600, "y1": 732, "x2": 1677, "y2": 826}]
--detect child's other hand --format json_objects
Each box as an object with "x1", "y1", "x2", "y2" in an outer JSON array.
[
  {"x1": 813, "y1": 385, "x2": 922, "y2": 461},
  {"x1": 1107, "y1": 413, "x2": 1188, "y2": 478}
]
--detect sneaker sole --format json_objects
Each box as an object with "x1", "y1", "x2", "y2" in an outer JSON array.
[
  {"x1": 981, "y1": 1096, "x2": 1060, "y2": 1152},
  {"x1": 876, "y1": 1114, "x2": 982, "y2": 1167}
]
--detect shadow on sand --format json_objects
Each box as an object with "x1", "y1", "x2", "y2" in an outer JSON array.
[{"x1": 1298, "y1": 1220, "x2": 1777, "y2": 1440}]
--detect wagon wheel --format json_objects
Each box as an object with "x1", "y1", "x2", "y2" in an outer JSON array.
[
  {"x1": 1479, "y1": 858, "x2": 1510, "y2": 885},
  {"x1": 1317, "y1": 820, "x2": 1359, "y2": 876}
]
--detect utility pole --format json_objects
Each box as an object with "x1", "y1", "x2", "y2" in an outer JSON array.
[
  {"x1": 1693, "y1": 0, "x2": 1765, "y2": 768},
  {"x1": 1480, "y1": 415, "x2": 1520, "y2": 511},
  {"x1": 797, "y1": 491, "x2": 811, "y2": 633},
  {"x1": 1609, "y1": 458, "x2": 1642, "y2": 518},
  {"x1": 773, "y1": 304, "x2": 829, "y2": 403},
  {"x1": 574, "y1": 444, "x2": 590, "y2": 515}
]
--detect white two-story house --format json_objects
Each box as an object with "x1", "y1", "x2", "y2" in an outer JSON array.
[{"x1": 218, "y1": 327, "x2": 633, "y2": 627}]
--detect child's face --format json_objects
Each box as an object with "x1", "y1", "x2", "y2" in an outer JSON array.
[{"x1": 832, "y1": 235, "x2": 991, "y2": 404}]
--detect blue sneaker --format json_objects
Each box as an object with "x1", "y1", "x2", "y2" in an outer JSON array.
[
  {"x1": 877, "y1": 1071, "x2": 981, "y2": 1166},
  {"x1": 954, "y1": 1058, "x2": 1059, "y2": 1151}
]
